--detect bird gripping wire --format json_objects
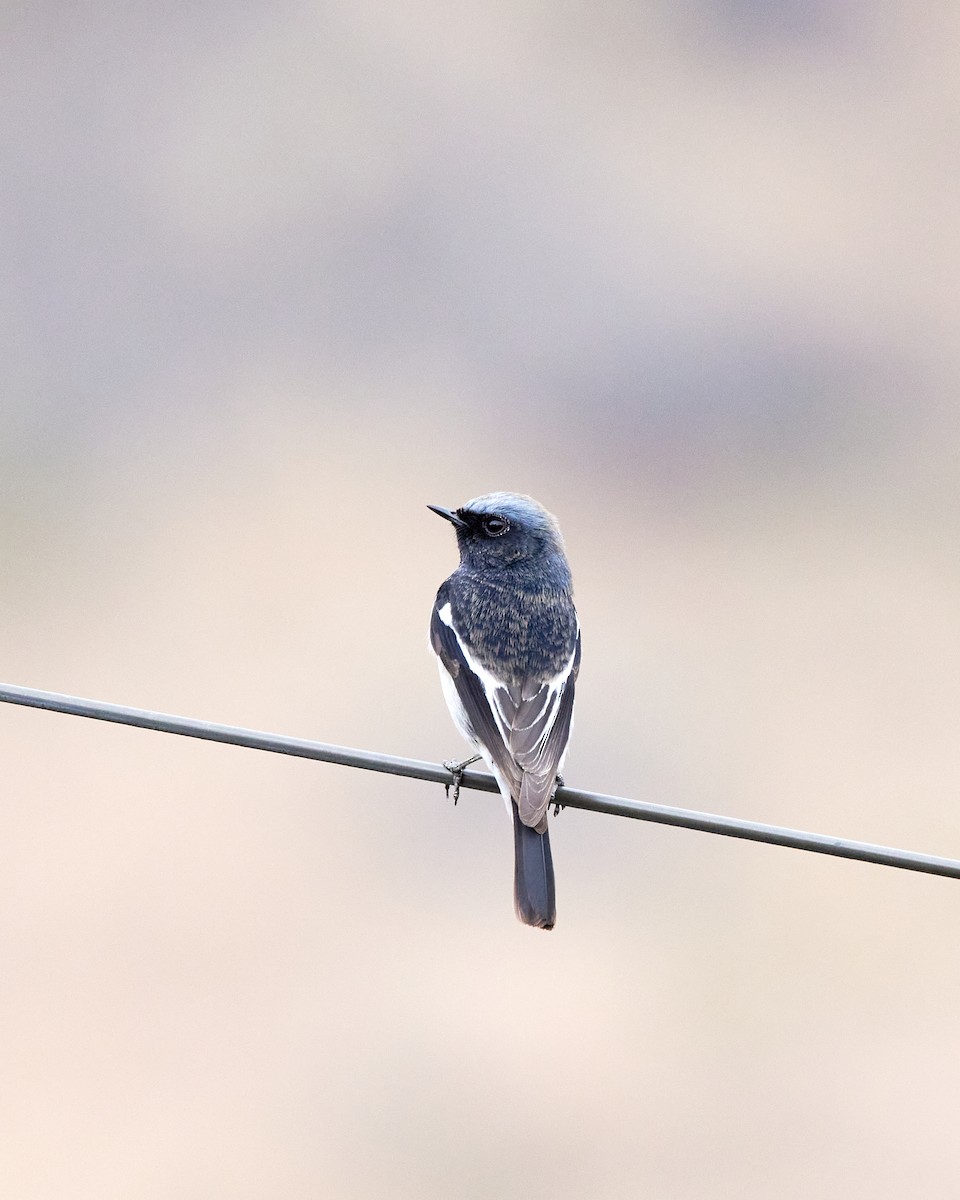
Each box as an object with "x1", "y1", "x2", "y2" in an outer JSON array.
[{"x1": 1, "y1": 681, "x2": 959, "y2": 881}]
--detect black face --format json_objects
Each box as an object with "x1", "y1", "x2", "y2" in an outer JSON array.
[{"x1": 457, "y1": 509, "x2": 511, "y2": 540}]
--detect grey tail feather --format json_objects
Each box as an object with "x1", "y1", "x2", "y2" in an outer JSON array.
[{"x1": 512, "y1": 802, "x2": 556, "y2": 930}]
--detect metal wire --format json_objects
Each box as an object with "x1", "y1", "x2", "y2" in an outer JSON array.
[{"x1": 2, "y1": 680, "x2": 959, "y2": 880}]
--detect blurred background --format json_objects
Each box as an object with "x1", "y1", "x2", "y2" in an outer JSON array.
[{"x1": 3, "y1": 2, "x2": 960, "y2": 1196}]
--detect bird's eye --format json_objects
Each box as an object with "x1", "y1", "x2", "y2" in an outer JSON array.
[{"x1": 482, "y1": 516, "x2": 509, "y2": 537}]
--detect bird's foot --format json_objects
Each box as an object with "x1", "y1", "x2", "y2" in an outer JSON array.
[
  {"x1": 443, "y1": 755, "x2": 481, "y2": 805},
  {"x1": 551, "y1": 774, "x2": 566, "y2": 817}
]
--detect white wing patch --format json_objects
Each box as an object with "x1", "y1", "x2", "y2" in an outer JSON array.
[
  {"x1": 437, "y1": 602, "x2": 513, "y2": 744},
  {"x1": 436, "y1": 659, "x2": 514, "y2": 813}
]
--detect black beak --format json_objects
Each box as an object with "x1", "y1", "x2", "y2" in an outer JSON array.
[{"x1": 427, "y1": 504, "x2": 468, "y2": 530}]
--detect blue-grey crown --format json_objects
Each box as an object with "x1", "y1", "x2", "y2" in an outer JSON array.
[
  {"x1": 461, "y1": 492, "x2": 565, "y2": 547},
  {"x1": 441, "y1": 491, "x2": 570, "y2": 578}
]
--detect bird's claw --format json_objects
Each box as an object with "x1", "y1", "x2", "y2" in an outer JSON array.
[
  {"x1": 443, "y1": 755, "x2": 480, "y2": 805},
  {"x1": 551, "y1": 774, "x2": 566, "y2": 817}
]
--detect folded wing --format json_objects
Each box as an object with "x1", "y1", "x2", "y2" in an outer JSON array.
[{"x1": 431, "y1": 601, "x2": 580, "y2": 833}]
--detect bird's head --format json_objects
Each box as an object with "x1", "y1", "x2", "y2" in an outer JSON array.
[{"x1": 428, "y1": 492, "x2": 568, "y2": 574}]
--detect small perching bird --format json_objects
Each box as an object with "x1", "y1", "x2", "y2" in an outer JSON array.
[{"x1": 428, "y1": 493, "x2": 581, "y2": 929}]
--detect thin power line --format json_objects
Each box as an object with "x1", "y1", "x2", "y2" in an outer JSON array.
[{"x1": 1, "y1": 680, "x2": 958, "y2": 881}]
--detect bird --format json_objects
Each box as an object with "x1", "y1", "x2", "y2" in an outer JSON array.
[{"x1": 428, "y1": 492, "x2": 581, "y2": 929}]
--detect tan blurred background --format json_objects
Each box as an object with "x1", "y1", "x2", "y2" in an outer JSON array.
[{"x1": 3, "y1": 2, "x2": 960, "y2": 1196}]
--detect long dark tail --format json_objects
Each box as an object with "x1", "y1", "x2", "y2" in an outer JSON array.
[{"x1": 512, "y1": 803, "x2": 556, "y2": 930}]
